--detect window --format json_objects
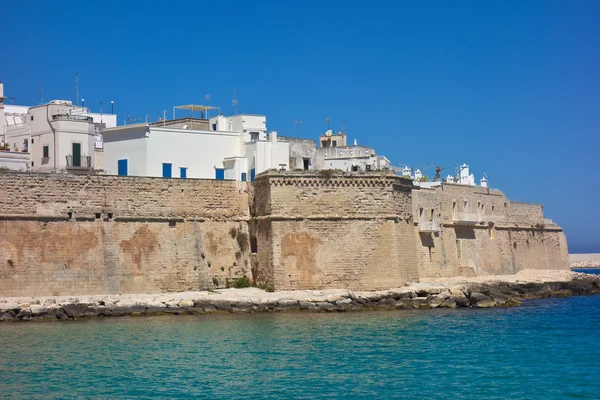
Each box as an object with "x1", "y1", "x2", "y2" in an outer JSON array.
[
  {"x1": 118, "y1": 159, "x2": 128, "y2": 176},
  {"x1": 215, "y1": 168, "x2": 225, "y2": 180},
  {"x1": 456, "y1": 239, "x2": 462, "y2": 260},
  {"x1": 303, "y1": 158, "x2": 310, "y2": 170},
  {"x1": 332, "y1": 140, "x2": 337, "y2": 147},
  {"x1": 250, "y1": 132, "x2": 259, "y2": 141},
  {"x1": 463, "y1": 200, "x2": 468, "y2": 211},
  {"x1": 180, "y1": 167, "x2": 187, "y2": 179},
  {"x1": 321, "y1": 140, "x2": 328, "y2": 147},
  {"x1": 452, "y1": 201, "x2": 457, "y2": 219},
  {"x1": 419, "y1": 207, "x2": 424, "y2": 223},
  {"x1": 43, "y1": 146, "x2": 49, "y2": 159},
  {"x1": 431, "y1": 209, "x2": 435, "y2": 221},
  {"x1": 31, "y1": 138, "x2": 34, "y2": 144},
  {"x1": 162, "y1": 163, "x2": 172, "y2": 178},
  {"x1": 241, "y1": 172, "x2": 247, "y2": 182},
  {"x1": 212, "y1": 124, "x2": 217, "y2": 131},
  {"x1": 31, "y1": 161, "x2": 34, "y2": 166},
  {"x1": 31, "y1": 115, "x2": 34, "y2": 121}
]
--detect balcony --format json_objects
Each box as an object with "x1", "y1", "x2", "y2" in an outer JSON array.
[
  {"x1": 66, "y1": 155, "x2": 92, "y2": 169},
  {"x1": 452, "y1": 212, "x2": 480, "y2": 224},
  {"x1": 52, "y1": 114, "x2": 94, "y2": 122},
  {"x1": 419, "y1": 220, "x2": 441, "y2": 232}
]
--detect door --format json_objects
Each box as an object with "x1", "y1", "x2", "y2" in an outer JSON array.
[
  {"x1": 118, "y1": 159, "x2": 128, "y2": 176},
  {"x1": 162, "y1": 163, "x2": 172, "y2": 178},
  {"x1": 180, "y1": 167, "x2": 187, "y2": 179},
  {"x1": 72, "y1": 143, "x2": 81, "y2": 167},
  {"x1": 215, "y1": 168, "x2": 225, "y2": 180}
]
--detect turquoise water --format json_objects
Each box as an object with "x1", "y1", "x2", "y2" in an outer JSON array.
[{"x1": 1, "y1": 273, "x2": 599, "y2": 399}]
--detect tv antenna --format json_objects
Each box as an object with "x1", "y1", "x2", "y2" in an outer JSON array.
[
  {"x1": 75, "y1": 73, "x2": 79, "y2": 106},
  {"x1": 295, "y1": 119, "x2": 302, "y2": 137},
  {"x1": 232, "y1": 89, "x2": 238, "y2": 114},
  {"x1": 341, "y1": 120, "x2": 346, "y2": 132},
  {"x1": 325, "y1": 116, "x2": 330, "y2": 130},
  {"x1": 7, "y1": 97, "x2": 16, "y2": 105},
  {"x1": 39, "y1": 85, "x2": 44, "y2": 104},
  {"x1": 125, "y1": 110, "x2": 140, "y2": 125}
]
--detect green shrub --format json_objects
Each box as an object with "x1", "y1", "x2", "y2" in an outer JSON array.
[{"x1": 232, "y1": 276, "x2": 251, "y2": 288}]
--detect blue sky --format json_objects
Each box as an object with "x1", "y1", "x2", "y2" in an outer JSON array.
[{"x1": 2, "y1": 1, "x2": 599, "y2": 252}]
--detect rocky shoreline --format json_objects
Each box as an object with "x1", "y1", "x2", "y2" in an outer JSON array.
[
  {"x1": 1, "y1": 270, "x2": 599, "y2": 322},
  {"x1": 571, "y1": 262, "x2": 600, "y2": 269}
]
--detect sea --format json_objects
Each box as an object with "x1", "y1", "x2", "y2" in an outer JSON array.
[{"x1": 1, "y1": 269, "x2": 599, "y2": 399}]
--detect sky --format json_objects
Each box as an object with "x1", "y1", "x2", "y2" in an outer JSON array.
[{"x1": 2, "y1": 1, "x2": 599, "y2": 253}]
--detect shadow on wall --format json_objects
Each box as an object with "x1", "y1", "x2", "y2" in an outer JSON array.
[{"x1": 455, "y1": 226, "x2": 476, "y2": 240}]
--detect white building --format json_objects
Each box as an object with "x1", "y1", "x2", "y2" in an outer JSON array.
[
  {"x1": 103, "y1": 109, "x2": 289, "y2": 181},
  {"x1": 0, "y1": 81, "x2": 116, "y2": 173},
  {"x1": 315, "y1": 131, "x2": 391, "y2": 172}
]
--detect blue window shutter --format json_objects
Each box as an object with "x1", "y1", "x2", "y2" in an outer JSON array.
[
  {"x1": 215, "y1": 169, "x2": 224, "y2": 180},
  {"x1": 118, "y1": 159, "x2": 128, "y2": 176},
  {"x1": 250, "y1": 168, "x2": 256, "y2": 182},
  {"x1": 180, "y1": 167, "x2": 187, "y2": 178},
  {"x1": 241, "y1": 172, "x2": 247, "y2": 182},
  {"x1": 162, "y1": 163, "x2": 172, "y2": 178}
]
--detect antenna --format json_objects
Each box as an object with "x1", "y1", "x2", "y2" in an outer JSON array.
[
  {"x1": 232, "y1": 89, "x2": 238, "y2": 114},
  {"x1": 7, "y1": 97, "x2": 16, "y2": 105},
  {"x1": 145, "y1": 112, "x2": 151, "y2": 123},
  {"x1": 111, "y1": 100, "x2": 114, "y2": 114},
  {"x1": 325, "y1": 116, "x2": 330, "y2": 130},
  {"x1": 483, "y1": 171, "x2": 489, "y2": 179},
  {"x1": 99, "y1": 101, "x2": 103, "y2": 123},
  {"x1": 163, "y1": 110, "x2": 167, "y2": 126},
  {"x1": 81, "y1": 98, "x2": 85, "y2": 108},
  {"x1": 39, "y1": 85, "x2": 44, "y2": 104},
  {"x1": 75, "y1": 73, "x2": 79, "y2": 106},
  {"x1": 341, "y1": 120, "x2": 346, "y2": 133},
  {"x1": 295, "y1": 119, "x2": 302, "y2": 137}
]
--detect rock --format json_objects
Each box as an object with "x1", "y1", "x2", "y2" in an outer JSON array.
[
  {"x1": 449, "y1": 289, "x2": 470, "y2": 307},
  {"x1": 1, "y1": 312, "x2": 15, "y2": 321},
  {"x1": 413, "y1": 297, "x2": 430, "y2": 308},
  {"x1": 376, "y1": 298, "x2": 397, "y2": 309},
  {"x1": 395, "y1": 299, "x2": 414, "y2": 309},
  {"x1": 439, "y1": 298, "x2": 457, "y2": 308},
  {"x1": 299, "y1": 301, "x2": 317, "y2": 310},
  {"x1": 177, "y1": 300, "x2": 195, "y2": 309},
  {"x1": 193, "y1": 299, "x2": 211, "y2": 309},
  {"x1": 426, "y1": 294, "x2": 445, "y2": 308},
  {"x1": 210, "y1": 300, "x2": 233, "y2": 311},
  {"x1": 231, "y1": 301, "x2": 254, "y2": 312},
  {"x1": 30, "y1": 304, "x2": 60, "y2": 319},
  {"x1": 316, "y1": 302, "x2": 337, "y2": 311},
  {"x1": 469, "y1": 292, "x2": 496, "y2": 308},
  {"x1": 61, "y1": 303, "x2": 95, "y2": 318},
  {"x1": 276, "y1": 300, "x2": 299, "y2": 311},
  {"x1": 326, "y1": 294, "x2": 342, "y2": 302},
  {"x1": 487, "y1": 290, "x2": 510, "y2": 306}
]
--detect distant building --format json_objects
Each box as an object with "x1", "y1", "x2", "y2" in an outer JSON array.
[
  {"x1": 103, "y1": 107, "x2": 289, "y2": 181},
  {"x1": 315, "y1": 130, "x2": 390, "y2": 172}
]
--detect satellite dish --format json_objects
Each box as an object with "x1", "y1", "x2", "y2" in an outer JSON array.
[{"x1": 325, "y1": 129, "x2": 333, "y2": 137}]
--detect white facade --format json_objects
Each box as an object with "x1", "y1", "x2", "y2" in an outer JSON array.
[
  {"x1": 103, "y1": 116, "x2": 289, "y2": 181},
  {"x1": 0, "y1": 85, "x2": 117, "y2": 173}
]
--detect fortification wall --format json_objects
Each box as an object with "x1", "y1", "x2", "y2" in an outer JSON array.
[
  {"x1": 0, "y1": 173, "x2": 251, "y2": 297},
  {"x1": 412, "y1": 184, "x2": 569, "y2": 279},
  {"x1": 252, "y1": 172, "x2": 417, "y2": 291}
]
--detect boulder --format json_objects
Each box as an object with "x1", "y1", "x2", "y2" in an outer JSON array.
[
  {"x1": 449, "y1": 289, "x2": 470, "y2": 307},
  {"x1": 316, "y1": 302, "x2": 337, "y2": 311},
  {"x1": 439, "y1": 298, "x2": 457, "y2": 308},
  {"x1": 469, "y1": 292, "x2": 496, "y2": 308},
  {"x1": 299, "y1": 302, "x2": 317, "y2": 310},
  {"x1": 61, "y1": 303, "x2": 95, "y2": 318}
]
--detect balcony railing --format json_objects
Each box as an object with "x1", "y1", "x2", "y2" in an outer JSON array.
[
  {"x1": 52, "y1": 114, "x2": 94, "y2": 122},
  {"x1": 66, "y1": 155, "x2": 92, "y2": 169},
  {"x1": 452, "y1": 212, "x2": 480, "y2": 224},
  {"x1": 419, "y1": 220, "x2": 441, "y2": 232}
]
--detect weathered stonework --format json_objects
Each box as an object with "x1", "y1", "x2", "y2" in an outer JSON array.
[
  {"x1": 0, "y1": 170, "x2": 570, "y2": 297},
  {"x1": 0, "y1": 173, "x2": 251, "y2": 297}
]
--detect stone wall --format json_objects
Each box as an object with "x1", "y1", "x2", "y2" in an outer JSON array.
[
  {"x1": 0, "y1": 171, "x2": 570, "y2": 296},
  {"x1": 412, "y1": 184, "x2": 569, "y2": 278},
  {"x1": 252, "y1": 171, "x2": 418, "y2": 290},
  {"x1": 0, "y1": 172, "x2": 251, "y2": 297}
]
